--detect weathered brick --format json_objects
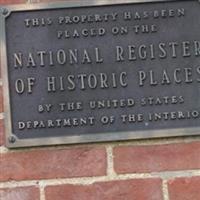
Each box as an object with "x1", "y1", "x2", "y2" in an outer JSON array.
[
  {"x1": 114, "y1": 142, "x2": 200, "y2": 173},
  {"x1": 168, "y1": 176, "x2": 200, "y2": 200},
  {"x1": 0, "y1": 0, "x2": 26, "y2": 4},
  {"x1": 45, "y1": 179, "x2": 163, "y2": 200},
  {"x1": 0, "y1": 186, "x2": 39, "y2": 200},
  {"x1": 0, "y1": 119, "x2": 5, "y2": 146},
  {"x1": 0, "y1": 147, "x2": 106, "y2": 181}
]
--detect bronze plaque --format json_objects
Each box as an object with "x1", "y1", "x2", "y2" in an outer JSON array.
[{"x1": 1, "y1": 0, "x2": 200, "y2": 148}]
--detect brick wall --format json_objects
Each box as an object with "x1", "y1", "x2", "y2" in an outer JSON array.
[{"x1": 1, "y1": 0, "x2": 200, "y2": 200}]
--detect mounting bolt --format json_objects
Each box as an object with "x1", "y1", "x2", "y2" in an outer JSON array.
[
  {"x1": 2, "y1": 8, "x2": 8, "y2": 16},
  {"x1": 8, "y1": 136, "x2": 16, "y2": 144}
]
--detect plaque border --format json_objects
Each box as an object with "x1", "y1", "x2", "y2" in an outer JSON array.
[{"x1": 1, "y1": 0, "x2": 200, "y2": 148}]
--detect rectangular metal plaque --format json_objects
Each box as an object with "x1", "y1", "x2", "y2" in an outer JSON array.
[{"x1": 1, "y1": 0, "x2": 200, "y2": 148}]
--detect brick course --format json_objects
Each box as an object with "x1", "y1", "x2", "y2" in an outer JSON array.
[
  {"x1": 168, "y1": 177, "x2": 200, "y2": 200},
  {"x1": 114, "y1": 142, "x2": 200, "y2": 173},
  {"x1": 0, "y1": 187, "x2": 40, "y2": 200},
  {"x1": 0, "y1": 147, "x2": 106, "y2": 181},
  {"x1": 45, "y1": 179, "x2": 163, "y2": 200}
]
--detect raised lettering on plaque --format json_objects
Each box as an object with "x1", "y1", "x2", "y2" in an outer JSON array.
[{"x1": 1, "y1": 0, "x2": 200, "y2": 148}]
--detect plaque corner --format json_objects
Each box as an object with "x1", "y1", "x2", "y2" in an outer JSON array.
[
  {"x1": 0, "y1": 7, "x2": 11, "y2": 18},
  {"x1": 6, "y1": 134, "x2": 18, "y2": 148}
]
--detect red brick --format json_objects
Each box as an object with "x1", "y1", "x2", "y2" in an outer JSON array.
[
  {"x1": 114, "y1": 142, "x2": 200, "y2": 173},
  {"x1": 0, "y1": 147, "x2": 106, "y2": 181},
  {"x1": 168, "y1": 177, "x2": 200, "y2": 200},
  {"x1": 0, "y1": 119, "x2": 5, "y2": 146},
  {"x1": 0, "y1": 186, "x2": 39, "y2": 200},
  {"x1": 45, "y1": 179, "x2": 163, "y2": 200},
  {"x1": 0, "y1": 0, "x2": 26, "y2": 4}
]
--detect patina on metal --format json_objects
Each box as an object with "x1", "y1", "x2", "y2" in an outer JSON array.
[{"x1": 1, "y1": 0, "x2": 200, "y2": 148}]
